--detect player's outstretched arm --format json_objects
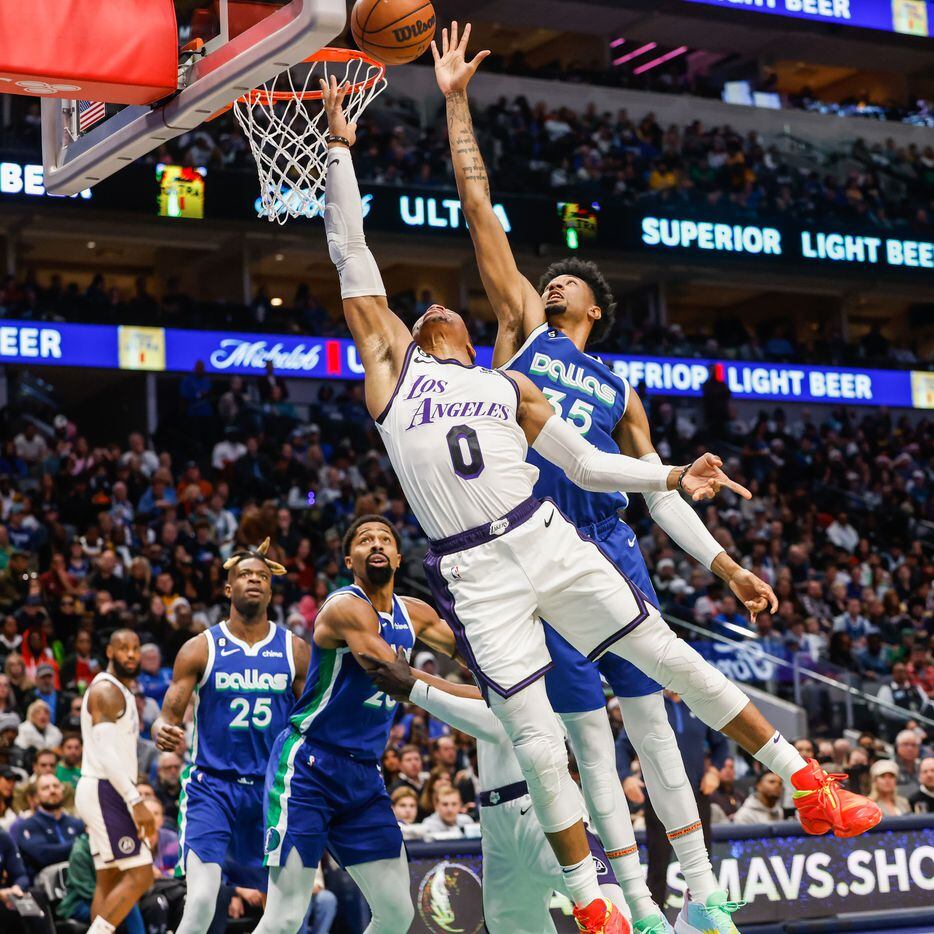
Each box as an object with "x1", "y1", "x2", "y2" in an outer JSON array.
[
  {"x1": 314, "y1": 595, "x2": 402, "y2": 669},
  {"x1": 510, "y1": 370, "x2": 752, "y2": 500},
  {"x1": 434, "y1": 22, "x2": 544, "y2": 366},
  {"x1": 87, "y1": 680, "x2": 155, "y2": 839},
  {"x1": 400, "y1": 596, "x2": 463, "y2": 663},
  {"x1": 152, "y1": 634, "x2": 206, "y2": 754},
  {"x1": 614, "y1": 392, "x2": 777, "y2": 620},
  {"x1": 319, "y1": 77, "x2": 413, "y2": 420},
  {"x1": 362, "y1": 647, "x2": 505, "y2": 744}
]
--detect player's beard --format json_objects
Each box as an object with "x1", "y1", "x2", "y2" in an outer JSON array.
[
  {"x1": 544, "y1": 299, "x2": 567, "y2": 317},
  {"x1": 364, "y1": 557, "x2": 395, "y2": 588},
  {"x1": 112, "y1": 658, "x2": 140, "y2": 680},
  {"x1": 232, "y1": 595, "x2": 267, "y2": 622}
]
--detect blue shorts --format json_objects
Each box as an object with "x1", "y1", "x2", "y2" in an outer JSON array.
[
  {"x1": 263, "y1": 729, "x2": 402, "y2": 870},
  {"x1": 176, "y1": 766, "x2": 267, "y2": 889},
  {"x1": 544, "y1": 517, "x2": 662, "y2": 713}
]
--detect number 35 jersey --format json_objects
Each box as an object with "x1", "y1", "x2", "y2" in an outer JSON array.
[
  {"x1": 288, "y1": 586, "x2": 415, "y2": 760},
  {"x1": 193, "y1": 621, "x2": 295, "y2": 779},
  {"x1": 375, "y1": 343, "x2": 539, "y2": 541},
  {"x1": 504, "y1": 323, "x2": 632, "y2": 527}
]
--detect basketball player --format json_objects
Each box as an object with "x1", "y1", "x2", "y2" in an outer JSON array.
[
  {"x1": 75, "y1": 629, "x2": 157, "y2": 934},
  {"x1": 318, "y1": 76, "x2": 881, "y2": 934},
  {"x1": 363, "y1": 646, "x2": 629, "y2": 934},
  {"x1": 254, "y1": 515, "x2": 465, "y2": 934},
  {"x1": 433, "y1": 24, "x2": 775, "y2": 933},
  {"x1": 152, "y1": 538, "x2": 310, "y2": 934}
]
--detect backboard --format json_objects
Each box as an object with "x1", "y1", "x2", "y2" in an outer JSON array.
[{"x1": 40, "y1": 0, "x2": 346, "y2": 195}]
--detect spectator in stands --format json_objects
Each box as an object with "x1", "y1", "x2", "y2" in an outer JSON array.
[
  {"x1": 55, "y1": 735, "x2": 82, "y2": 789},
  {"x1": 13, "y1": 773, "x2": 83, "y2": 879},
  {"x1": 391, "y1": 744, "x2": 427, "y2": 795},
  {"x1": 391, "y1": 786, "x2": 419, "y2": 827},
  {"x1": 826, "y1": 512, "x2": 859, "y2": 553},
  {"x1": 142, "y1": 795, "x2": 179, "y2": 876},
  {"x1": 0, "y1": 767, "x2": 16, "y2": 829},
  {"x1": 155, "y1": 751, "x2": 183, "y2": 823},
  {"x1": 24, "y1": 663, "x2": 66, "y2": 725},
  {"x1": 15, "y1": 749, "x2": 76, "y2": 813},
  {"x1": 137, "y1": 643, "x2": 172, "y2": 705},
  {"x1": 420, "y1": 784, "x2": 474, "y2": 838},
  {"x1": 59, "y1": 630, "x2": 101, "y2": 693},
  {"x1": 430, "y1": 735, "x2": 458, "y2": 782},
  {"x1": 14, "y1": 699, "x2": 62, "y2": 754},
  {"x1": 733, "y1": 772, "x2": 784, "y2": 825},
  {"x1": 868, "y1": 759, "x2": 911, "y2": 816},
  {"x1": 909, "y1": 757, "x2": 934, "y2": 814},
  {"x1": 0, "y1": 826, "x2": 29, "y2": 931},
  {"x1": 711, "y1": 594, "x2": 749, "y2": 639},
  {"x1": 893, "y1": 729, "x2": 922, "y2": 797},
  {"x1": 877, "y1": 663, "x2": 933, "y2": 739},
  {"x1": 833, "y1": 598, "x2": 873, "y2": 643},
  {"x1": 709, "y1": 756, "x2": 745, "y2": 823}
]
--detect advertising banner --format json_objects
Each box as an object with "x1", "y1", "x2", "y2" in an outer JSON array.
[{"x1": 406, "y1": 816, "x2": 934, "y2": 932}]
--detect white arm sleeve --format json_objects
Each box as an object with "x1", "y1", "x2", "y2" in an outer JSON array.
[
  {"x1": 532, "y1": 414, "x2": 671, "y2": 493},
  {"x1": 410, "y1": 679, "x2": 507, "y2": 744},
  {"x1": 90, "y1": 722, "x2": 141, "y2": 805},
  {"x1": 323, "y1": 146, "x2": 386, "y2": 299},
  {"x1": 640, "y1": 452, "x2": 725, "y2": 570}
]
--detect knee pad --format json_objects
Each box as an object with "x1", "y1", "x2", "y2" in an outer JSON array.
[
  {"x1": 512, "y1": 732, "x2": 580, "y2": 834},
  {"x1": 636, "y1": 728, "x2": 688, "y2": 793}
]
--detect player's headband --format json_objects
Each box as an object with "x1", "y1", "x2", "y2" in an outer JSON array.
[{"x1": 223, "y1": 537, "x2": 287, "y2": 576}]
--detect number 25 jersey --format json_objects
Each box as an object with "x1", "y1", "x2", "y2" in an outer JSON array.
[
  {"x1": 192, "y1": 621, "x2": 295, "y2": 779},
  {"x1": 504, "y1": 323, "x2": 632, "y2": 528},
  {"x1": 375, "y1": 343, "x2": 539, "y2": 541}
]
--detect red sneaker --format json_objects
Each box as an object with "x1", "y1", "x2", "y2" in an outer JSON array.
[
  {"x1": 792, "y1": 758, "x2": 882, "y2": 838},
  {"x1": 573, "y1": 897, "x2": 631, "y2": 933}
]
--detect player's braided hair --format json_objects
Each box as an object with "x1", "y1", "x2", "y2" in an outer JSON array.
[
  {"x1": 537, "y1": 258, "x2": 616, "y2": 346},
  {"x1": 342, "y1": 514, "x2": 402, "y2": 557},
  {"x1": 223, "y1": 537, "x2": 287, "y2": 576}
]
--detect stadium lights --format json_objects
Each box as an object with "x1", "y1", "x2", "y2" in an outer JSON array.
[
  {"x1": 632, "y1": 46, "x2": 689, "y2": 75},
  {"x1": 612, "y1": 42, "x2": 656, "y2": 66}
]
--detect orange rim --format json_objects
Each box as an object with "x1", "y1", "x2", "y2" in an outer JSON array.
[{"x1": 236, "y1": 46, "x2": 385, "y2": 106}]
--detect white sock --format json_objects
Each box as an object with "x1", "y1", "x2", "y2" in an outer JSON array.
[
  {"x1": 668, "y1": 823, "x2": 717, "y2": 903},
  {"x1": 561, "y1": 855, "x2": 603, "y2": 907},
  {"x1": 88, "y1": 918, "x2": 116, "y2": 934},
  {"x1": 753, "y1": 731, "x2": 809, "y2": 784},
  {"x1": 606, "y1": 848, "x2": 657, "y2": 920}
]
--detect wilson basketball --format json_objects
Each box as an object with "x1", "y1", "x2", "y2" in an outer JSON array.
[{"x1": 351, "y1": 0, "x2": 436, "y2": 66}]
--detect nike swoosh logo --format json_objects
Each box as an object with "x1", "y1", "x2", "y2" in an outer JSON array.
[
  {"x1": 627, "y1": 536, "x2": 636, "y2": 547},
  {"x1": 520, "y1": 804, "x2": 532, "y2": 815},
  {"x1": 544, "y1": 511, "x2": 554, "y2": 528},
  {"x1": 328, "y1": 159, "x2": 340, "y2": 168},
  {"x1": 220, "y1": 648, "x2": 240, "y2": 657}
]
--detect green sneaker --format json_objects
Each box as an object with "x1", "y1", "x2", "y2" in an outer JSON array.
[
  {"x1": 674, "y1": 890, "x2": 745, "y2": 933},
  {"x1": 633, "y1": 914, "x2": 675, "y2": 934}
]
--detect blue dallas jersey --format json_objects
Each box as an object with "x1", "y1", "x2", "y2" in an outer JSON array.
[
  {"x1": 192, "y1": 621, "x2": 295, "y2": 779},
  {"x1": 505, "y1": 323, "x2": 632, "y2": 526},
  {"x1": 288, "y1": 585, "x2": 415, "y2": 760}
]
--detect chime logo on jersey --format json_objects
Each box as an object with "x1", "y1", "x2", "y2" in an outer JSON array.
[
  {"x1": 214, "y1": 670, "x2": 289, "y2": 692},
  {"x1": 529, "y1": 351, "x2": 617, "y2": 407}
]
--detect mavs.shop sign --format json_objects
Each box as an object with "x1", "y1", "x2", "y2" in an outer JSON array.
[{"x1": 0, "y1": 319, "x2": 929, "y2": 410}]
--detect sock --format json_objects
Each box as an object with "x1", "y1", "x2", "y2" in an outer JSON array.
[
  {"x1": 606, "y1": 848, "x2": 657, "y2": 920},
  {"x1": 668, "y1": 822, "x2": 718, "y2": 903},
  {"x1": 88, "y1": 918, "x2": 116, "y2": 934},
  {"x1": 753, "y1": 731, "x2": 809, "y2": 784},
  {"x1": 561, "y1": 855, "x2": 603, "y2": 907}
]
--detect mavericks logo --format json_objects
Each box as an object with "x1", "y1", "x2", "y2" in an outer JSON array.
[
  {"x1": 214, "y1": 670, "x2": 289, "y2": 692},
  {"x1": 417, "y1": 861, "x2": 483, "y2": 934},
  {"x1": 530, "y1": 351, "x2": 616, "y2": 407},
  {"x1": 264, "y1": 828, "x2": 281, "y2": 854}
]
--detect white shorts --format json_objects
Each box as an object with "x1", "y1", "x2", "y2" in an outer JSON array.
[
  {"x1": 424, "y1": 497, "x2": 657, "y2": 697},
  {"x1": 75, "y1": 777, "x2": 152, "y2": 871}
]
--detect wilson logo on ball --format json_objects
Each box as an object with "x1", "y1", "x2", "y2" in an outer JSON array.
[{"x1": 392, "y1": 15, "x2": 436, "y2": 43}]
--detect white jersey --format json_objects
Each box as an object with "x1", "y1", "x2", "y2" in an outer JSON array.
[
  {"x1": 375, "y1": 345, "x2": 539, "y2": 540},
  {"x1": 80, "y1": 672, "x2": 139, "y2": 782}
]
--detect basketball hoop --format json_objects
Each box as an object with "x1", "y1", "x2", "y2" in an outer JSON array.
[{"x1": 232, "y1": 47, "x2": 386, "y2": 224}]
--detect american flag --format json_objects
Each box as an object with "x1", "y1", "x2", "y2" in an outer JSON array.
[{"x1": 77, "y1": 100, "x2": 106, "y2": 132}]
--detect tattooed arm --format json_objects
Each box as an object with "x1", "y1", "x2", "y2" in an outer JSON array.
[
  {"x1": 434, "y1": 22, "x2": 545, "y2": 366},
  {"x1": 152, "y1": 634, "x2": 207, "y2": 754}
]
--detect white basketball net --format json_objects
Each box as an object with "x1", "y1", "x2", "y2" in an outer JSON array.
[{"x1": 233, "y1": 52, "x2": 386, "y2": 224}]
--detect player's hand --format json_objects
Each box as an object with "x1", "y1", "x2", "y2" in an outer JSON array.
[
  {"x1": 360, "y1": 646, "x2": 416, "y2": 701},
  {"x1": 431, "y1": 21, "x2": 491, "y2": 95},
  {"x1": 235, "y1": 887, "x2": 264, "y2": 908},
  {"x1": 678, "y1": 454, "x2": 751, "y2": 502},
  {"x1": 728, "y1": 568, "x2": 778, "y2": 622},
  {"x1": 318, "y1": 75, "x2": 357, "y2": 146},
  {"x1": 133, "y1": 800, "x2": 157, "y2": 841},
  {"x1": 154, "y1": 720, "x2": 186, "y2": 753},
  {"x1": 622, "y1": 776, "x2": 645, "y2": 805}
]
